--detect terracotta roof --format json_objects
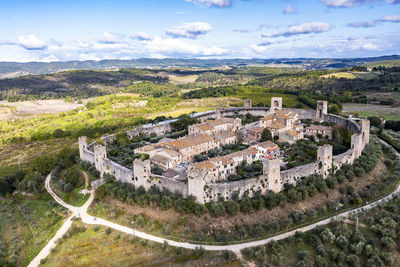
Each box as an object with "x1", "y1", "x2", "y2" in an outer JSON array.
[
  {"x1": 205, "y1": 119, "x2": 231, "y2": 127},
  {"x1": 198, "y1": 124, "x2": 213, "y2": 131},
  {"x1": 162, "y1": 168, "x2": 180, "y2": 178},
  {"x1": 267, "y1": 123, "x2": 285, "y2": 129},
  {"x1": 247, "y1": 127, "x2": 264, "y2": 133},
  {"x1": 162, "y1": 149, "x2": 181, "y2": 158},
  {"x1": 168, "y1": 134, "x2": 214, "y2": 149},
  {"x1": 256, "y1": 141, "x2": 279, "y2": 149},
  {"x1": 136, "y1": 144, "x2": 157, "y2": 152},
  {"x1": 215, "y1": 130, "x2": 236, "y2": 138},
  {"x1": 306, "y1": 125, "x2": 332, "y2": 132},
  {"x1": 261, "y1": 115, "x2": 274, "y2": 121},
  {"x1": 151, "y1": 154, "x2": 174, "y2": 164},
  {"x1": 158, "y1": 137, "x2": 174, "y2": 143},
  {"x1": 193, "y1": 161, "x2": 216, "y2": 170}
]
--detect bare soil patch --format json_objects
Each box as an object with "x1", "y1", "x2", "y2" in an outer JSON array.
[{"x1": 0, "y1": 99, "x2": 83, "y2": 120}]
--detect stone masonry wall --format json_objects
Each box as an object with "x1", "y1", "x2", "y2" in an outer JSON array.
[{"x1": 79, "y1": 105, "x2": 369, "y2": 204}]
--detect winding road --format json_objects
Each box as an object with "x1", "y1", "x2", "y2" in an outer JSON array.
[{"x1": 28, "y1": 139, "x2": 400, "y2": 267}]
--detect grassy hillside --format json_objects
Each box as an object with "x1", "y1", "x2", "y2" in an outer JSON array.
[{"x1": 42, "y1": 222, "x2": 237, "y2": 267}]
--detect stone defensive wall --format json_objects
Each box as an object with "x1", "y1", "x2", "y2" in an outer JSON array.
[{"x1": 78, "y1": 104, "x2": 370, "y2": 203}]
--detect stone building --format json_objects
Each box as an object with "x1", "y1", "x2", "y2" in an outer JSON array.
[
  {"x1": 188, "y1": 117, "x2": 242, "y2": 135},
  {"x1": 166, "y1": 134, "x2": 220, "y2": 163},
  {"x1": 305, "y1": 124, "x2": 333, "y2": 139}
]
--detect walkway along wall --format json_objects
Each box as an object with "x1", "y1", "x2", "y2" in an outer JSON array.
[{"x1": 78, "y1": 104, "x2": 370, "y2": 204}]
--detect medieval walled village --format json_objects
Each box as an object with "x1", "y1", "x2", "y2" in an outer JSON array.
[{"x1": 78, "y1": 97, "x2": 370, "y2": 204}]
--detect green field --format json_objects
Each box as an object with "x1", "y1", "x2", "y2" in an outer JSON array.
[
  {"x1": 42, "y1": 222, "x2": 237, "y2": 267},
  {"x1": 233, "y1": 92, "x2": 299, "y2": 108},
  {"x1": 0, "y1": 199, "x2": 67, "y2": 266},
  {"x1": 342, "y1": 103, "x2": 400, "y2": 120}
]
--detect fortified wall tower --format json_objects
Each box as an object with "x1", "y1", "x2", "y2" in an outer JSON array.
[
  {"x1": 243, "y1": 99, "x2": 252, "y2": 108},
  {"x1": 316, "y1": 100, "x2": 328, "y2": 120},
  {"x1": 78, "y1": 136, "x2": 88, "y2": 160},
  {"x1": 133, "y1": 158, "x2": 151, "y2": 190},
  {"x1": 317, "y1": 144, "x2": 333, "y2": 178},
  {"x1": 361, "y1": 119, "x2": 370, "y2": 147},
  {"x1": 261, "y1": 157, "x2": 281, "y2": 193},
  {"x1": 270, "y1": 97, "x2": 282, "y2": 112},
  {"x1": 187, "y1": 165, "x2": 207, "y2": 204},
  {"x1": 94, "y1": 145, "x2": 107, "y2": 176}
]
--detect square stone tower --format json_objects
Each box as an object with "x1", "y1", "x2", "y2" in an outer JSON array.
[
  {"x1": 78, "y1": 136, "x2": 88, "y2": 159},
  {"x1": 94, "y1": 145, "x2": 107, "y2": 175},
  {"x1": 361, "y1": 119, "x2": 370, "y2": 147},
  {"x1": 133, "y1": 158, "x2": 151, "y2": 190},
  {"x1": 351, "y1": 133, "x2": 363, "y2": 160},
  {"x1": 317, "y1": 144, "x2": 332, "y2": 178},
  {"x1": 243, "y1": 99, "x2": 252, "y2": 108},
  {"x1": 316, "y1": 100, "x2": 328, "y2": 120},
  {"x1": 262, "y1": 157, "x2": 281, "y2": 193},
  {"x1": 187, "y1": 165, "x2": 207, "y2": 204},
  {"x1": 215, "y1": 108, "x2": 222, "y2": 120},
  {"x1": 270, "y1": 97, "x2": 282, "y2": 112}
]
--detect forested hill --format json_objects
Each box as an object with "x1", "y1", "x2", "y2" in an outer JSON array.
[{"x1": 1, "y1": 55, "x2": 399, "y2": 78}]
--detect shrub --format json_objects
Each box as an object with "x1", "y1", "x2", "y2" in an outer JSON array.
[
  {"x1": 335, "y1": 235, "x2": 349, "y2": 250},
  {"x1": 240, "y1": 198, "x2": 254, "y2": 213},
  {"x1": 162, "y1": 240, "x2": 168, "y2": 251},
  {"x1": 225, "y1": 201, "x2": 240, "y2": 216},
  {"x1": 105, "y1": 228, "x2": 112, "y2": 235},
  {"x1": 195, "y1": 246, "x2": 205, "y2": 257},
  {"x1": 346, "y1": 254, "x2": 359, "y2": 267},
  {"x1": 297, "y1": 250, "x2": 309, "y2": 260},
  {"x1": 210, "y1": 202, "x2": 225, "y2": 217},
  {"x1": 315, "y1": 255, "x2": 328, "y2": 267},
  {"x1": 160, "y1": 196, "x2": 173, "y2": 210},
  {"x1": 63, "y1": 183, "x2": 73, "y2": 193}
]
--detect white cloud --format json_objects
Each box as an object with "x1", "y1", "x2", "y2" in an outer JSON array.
[
  {"x1": 262, "y1": 22, "x2": 331, "y2": 38},
  {"x1": 17, "y1": 35, "x2": 47, "y2": 50},
  {"x1": 166, "y1": 22, "x2": 212, "y2": 39},
  {"x1": 320, "y1": 0, "x2": 375, "y2": 7},
  {"x1": 379, "y1": 15, "x2": 400, "y2": 22},
  {"x1": 131, "y1": 32, "x2": 153, "y2": 41},
  {"x1": 146, "y1": 37, "x2": 227, "y2": 57},
  {"x1": 347, "y1": 20, "x2": 376, "y2": 27},
  {"x1": 98, "y1": 32, "x2": 122, "y2": 44},
  {"x1": 250, "y1": 44, "x2": 268, "y2": 54},
  {"x1": 283, "y1": 5, "x2": 296, "y2": 14},
  {"x1": 185, "y1": 0, "x2": 232, "y2": 8}
]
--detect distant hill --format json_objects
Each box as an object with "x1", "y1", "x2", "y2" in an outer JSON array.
[{"x1": 1, "y1": 55, "x2": 399, "y2": 78}]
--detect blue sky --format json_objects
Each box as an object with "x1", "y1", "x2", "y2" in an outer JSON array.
[{"x1": 0, "y1": 0, "x2": 399, "y2": 61}]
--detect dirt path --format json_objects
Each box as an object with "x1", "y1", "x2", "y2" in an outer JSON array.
[{"x1": 79, "y1": 171, "x2": 90, "y2": 195}]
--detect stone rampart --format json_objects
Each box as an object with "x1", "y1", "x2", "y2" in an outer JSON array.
[
  {"x1": 332, "y1": 149, "x2": 354, "y2": 169},
  {"x1": 324, "y1": 114, "x2": 361, "y2": 132},
  {"x1": 204, "y1": 177, "x2": 268, "y2": 202},
  {"x1": 281, "y1": 162, "x2": 319, "y2": 185},
  {"x1": 148, "y1": 175, "x2": 188, "y2": 197},
  {"x1": 78, "y1": 103, "x2": 370, "y2": 204},
  {"x1": 103, "y1": 159, "x2": 133, "y2": 184}
]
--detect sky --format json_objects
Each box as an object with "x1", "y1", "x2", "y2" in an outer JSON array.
[{"x1": 0, "y1": 0, "x2": 399, "y2": 62}]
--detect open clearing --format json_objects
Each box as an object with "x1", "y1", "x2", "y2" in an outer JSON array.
[
  {"x1": 342, "y1": 103, "x2": 400, "y2": 120},
  {"x1": 321, "y1": 72, "x2": 356, "y2": 79},
  {"x1": 0, "y1": 99, "x2": 83, "y2": 120},
  {"x1": 42, "y1": 222, "x2": 236, "y2": 267}
]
